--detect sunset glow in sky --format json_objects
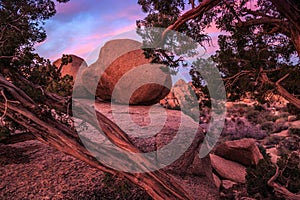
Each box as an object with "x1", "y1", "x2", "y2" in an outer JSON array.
[{"x1": 35, "y1": 0, "x2": 221, "y2": 63}]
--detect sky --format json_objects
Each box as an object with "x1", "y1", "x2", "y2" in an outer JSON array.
[{"x1": 35, "y1": 0, "x2": 221, "y2": 64}]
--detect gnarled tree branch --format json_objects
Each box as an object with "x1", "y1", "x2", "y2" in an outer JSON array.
[{"x1": 162, "y1": 0, "x2": 222, "y2": 39}]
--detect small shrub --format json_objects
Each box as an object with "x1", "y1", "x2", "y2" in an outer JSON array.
[
  {"x1": 265, "y1": 114, "x2": 279, "y2": 122},
  {"x1": 279, "y1": 136, "x2": 300, "y2": 152},
  {"x1": 261, "y1": 121, "x2": 275, "y2": 133},
  {"x1": 277, "y1": 152, "x2": 300, "y2": 194},
  {"x1": 246, "y1": 154, "x2": 275, "y2": 198},
  {"x1": 288, "y1": 128, "x2": 300, "y2": 136},
  {"x1": 265, "y1": 135, "x2": 282, "y2": 145},
  {"x1": 254, "y1": 104, "x2": 265, "y2": 111},
  {"x1": 246, "y1": 110, "x2": 260, "y2": 124},
  {"x1": 287, "y1": 103, "x2": 300, "y2": 116},
  {"x1": 247, "y1": 149, "x2": 300, "y2": 199}
]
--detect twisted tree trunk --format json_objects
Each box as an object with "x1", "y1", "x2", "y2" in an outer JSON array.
[{"x1": 0, "y1": 75, "x2": 218, "y2": 199}]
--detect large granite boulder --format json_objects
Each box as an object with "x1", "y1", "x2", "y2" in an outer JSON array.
[
  {"x1": 81, "y1": 39, "x2": 171, "y2": 105},
  {"x1": 214, "y1": 138, "x2": 263, "y2": 166}
]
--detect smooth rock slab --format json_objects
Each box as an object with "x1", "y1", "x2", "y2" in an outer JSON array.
[{"x1": 210, "y1": 154, "x2": 246, "y2": 183}]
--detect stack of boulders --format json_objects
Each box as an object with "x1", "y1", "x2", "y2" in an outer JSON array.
[
  {"x1": 209, "y1": 138, "x2": 263, "y2": 198},
  {"x1": 53, "y1": 39, "x2": 172, "y2": 105},
  {"x1": 159, "y1": 79, "x2": 210, "y2": 121},
  {"x1": 159, "y1": 79, "x2": 208, "y2": 110}
]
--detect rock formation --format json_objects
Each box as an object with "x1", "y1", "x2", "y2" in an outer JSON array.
[
  {"x1": 81, "y1": 39, "x2": 172, "y2": 105},
  {"x1": 160, "y1": 79, "x2": 207, "y2": 111},
  {"x1": 214, "y1": 138, "x2": 263, "y2": 166},
  {"x1": 53, "y1": 54, "x2": 88, "y2": 79},
  {"x1": 160, "y1": 79, "x2": 204, "y2": 120}
]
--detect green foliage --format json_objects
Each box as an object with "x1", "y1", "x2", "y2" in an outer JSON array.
[
  {"x1": 0, "y1": 0, "x2": 69, "y2": 67},
  {"x1": 287, "y1": 103, "x2": 300, "y2": 116},
  {"x1": 0, "y1": 0, "x2": 72, "y2": 135},
  {"x1": 137, "y1": 0, "x2": 300, "y2": 104},
  {"x1": 261, "y1": 121, "x2": 275, "y2": 132},
  {"x1": 276, "y1": 152, "x2": 300, "y2": 193},
  {"x1": 246, "y1": 147, "x2": 300, "y2": 199},
  {"x1": 246, "y1": 110, "x2": 260, "y2": 124},
  {"x1": 246, "y1": 155, "x2": 276, "y2": 198}
]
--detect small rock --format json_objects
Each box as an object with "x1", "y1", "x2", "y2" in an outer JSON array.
[
  {"x1": 273, "y1": 130, "x2": 289, "y2": 137},
  {"x1": 288, "y1": 115, "x2": 297, "y2": 122},
  {"x1": 221, "y1": 180, "x2": 237, "y2": 190},
  {"x1": 288, "y1": 120, "x2": 300, "y2": 136},
  {"x1": 275, "y1": 118, "x2": 286, "y2": 124},
  {"x1": 210, "y1": 154, "x2": 246, "y2": 183},
  {"x1": 213, "y1": 173, "x2": 221, "y2": 190},
  {"x1": 240, "y1": 197, "x2": 257, "y2": 200},
  {"x1": 266, "y1": 148, "x2": 280, "y2": 164}
]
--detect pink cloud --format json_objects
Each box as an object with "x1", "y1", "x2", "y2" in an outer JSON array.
[{"x1": 51, "y1": 24, "x2": 138, "y2": 62}]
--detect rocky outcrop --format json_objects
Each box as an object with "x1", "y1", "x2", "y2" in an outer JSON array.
[
  {"x1": 81, "y1": 39, "x2": 171, "y2": 105},
  {"x1": 160, "y1": 79, "x2": 202, "y2": 120},
  {"x1": 93, "y1": 101, "x2": 220, "y2": 199},
  {"x1": 214, "y1": 138, "x2": 263, "y2": 166},
  {"x1": 210, "y1": 154, "x2": 246, "y2": 183},
  {"x1": 160, "y1": 79, "x2": 207, "y2": 110}
]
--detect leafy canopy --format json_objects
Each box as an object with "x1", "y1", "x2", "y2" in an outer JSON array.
[{"x1": 137, "y1": 0, "x2": 300, "y2": 103}]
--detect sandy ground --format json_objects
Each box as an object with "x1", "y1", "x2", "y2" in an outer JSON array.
[{"x1": 0, "y1": 139, "x2": 150, "y2": 200}]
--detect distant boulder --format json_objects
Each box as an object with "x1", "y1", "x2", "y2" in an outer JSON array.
[
  {"x1": 53, "y1": 54, "x2": 88, "y2": 79},
  {"x1": 160, "y1": 79, "x2": 201, "y2": 120},
  {"x1": 53, "y1": 54, "x2": 91, "y2": 98},
  {"x1": 82, "y1": 39, "x2": 171, "y2": 105}
]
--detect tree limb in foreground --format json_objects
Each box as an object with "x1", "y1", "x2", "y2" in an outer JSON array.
[{"x1": 0, "y1": 74, "x2": 201, "y2": 200}]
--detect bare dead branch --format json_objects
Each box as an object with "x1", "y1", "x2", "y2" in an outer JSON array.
[{"x1": 276, "y1": 73, "x2": 289, "y2": 84}]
